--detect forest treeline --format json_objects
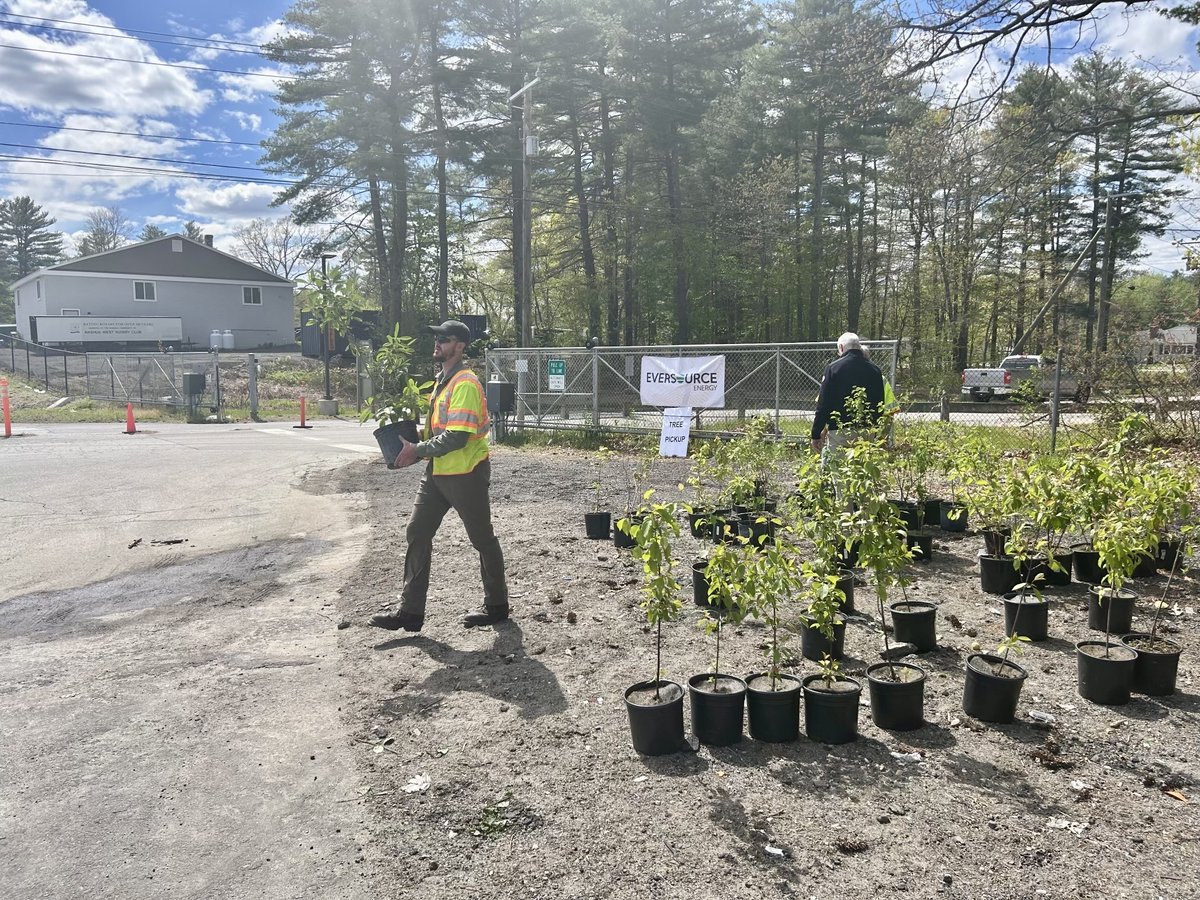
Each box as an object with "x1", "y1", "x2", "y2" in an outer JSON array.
[{"x1": 261, "y1": 0, "x2": 1200, "y2": 385}]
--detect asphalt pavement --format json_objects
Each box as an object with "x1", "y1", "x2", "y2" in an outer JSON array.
[{"x1": 0, "y1": 419, "x2": 392, "y2": 900}]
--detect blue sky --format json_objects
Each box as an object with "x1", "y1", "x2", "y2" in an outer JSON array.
[
  {"x1": 2, "y1": 0, "x2": 1200, "y2": 274},
  {"x1": 0, "y1": 0, "x2": 292, "y2": 250}
]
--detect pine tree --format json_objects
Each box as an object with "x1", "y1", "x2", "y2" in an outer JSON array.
[{"x1": 0, "y1": 196, "x2": 64, "y2": 279}]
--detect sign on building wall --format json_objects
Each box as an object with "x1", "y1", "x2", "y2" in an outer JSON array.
[
  {"x1": 33, "y1": 316, "x2": 183, "y2": 343},
  {"x1": 639, "y1": 355, "x2": 725, "y2": 408}
]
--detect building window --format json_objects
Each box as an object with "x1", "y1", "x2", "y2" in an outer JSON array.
[
  {"x1": 134, "y1": 281, "x2": 156, "y2": 301},
  {"x1": 36, "y1": 280, "x2": 41, "y2": 298},
  {"x1": 172, "y1": 239, "x2": 183, "y2": 252},
  {"x1": 61, "y1": 308, "x2": 81, "y2": 316},
  {"x1": 242, "y1": 286, "x2": 262, "y2": 305}
]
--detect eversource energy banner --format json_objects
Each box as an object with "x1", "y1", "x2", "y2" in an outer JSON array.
[{"x1": 639, "y1": 356, "x2": 725, "y2": 409}]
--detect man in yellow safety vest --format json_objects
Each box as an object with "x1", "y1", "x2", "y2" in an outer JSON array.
[{"x1": 368, "y1": 320, "x2": 510, "y2": 632}]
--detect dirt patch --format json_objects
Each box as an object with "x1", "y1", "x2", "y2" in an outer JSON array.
[{"x1": 333, "y1": 445, "x2": 1200, "y2": 900}]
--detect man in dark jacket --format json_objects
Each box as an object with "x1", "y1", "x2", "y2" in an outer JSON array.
[{"x1": 811, "y1": 332, "x2": 885, "y2": 453}]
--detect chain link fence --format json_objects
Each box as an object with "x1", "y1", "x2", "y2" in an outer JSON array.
[
  {"x1": 0, "y1": 335, "x2": 347, "y2": 418},
  {"x1": 484, "y1": 342, "x2": 901, "y2": 440}
]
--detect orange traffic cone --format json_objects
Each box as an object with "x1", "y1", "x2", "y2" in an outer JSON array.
[{"x1": 124, "y1": 402, "x2": 137, "y2": 435}]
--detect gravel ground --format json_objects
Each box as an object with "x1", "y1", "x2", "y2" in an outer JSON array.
[{"x1": 331, "y1": 445, "x2": 1200, "y2": 900}]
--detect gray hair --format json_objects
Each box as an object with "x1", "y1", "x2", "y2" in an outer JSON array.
[{"x1": 837, "y1": 332, "x2": 862, "y2": 351}]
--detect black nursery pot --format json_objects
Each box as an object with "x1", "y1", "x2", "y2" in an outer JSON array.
[
  {"x1": 1087, "y1": 586, "x2": 1137, "y2": 634},
  {"x1": 624, "y1": 680, "x2": 686, "y2": 755},
  {"x1": 739, "y1": 512, "x2": 776, "y2": 548},
  {"x1": 939, "y1": 503, "x2": 968, "y2": 532},
  {"x1": 745, "y1": 673, "x2": 802, "y2": 743},
  {"x1": 1030, "y1": 551, "x2": 1073, "y2": 587},
  {"x1": 1002, "y1": 591, "x2": 1049, "y2": 642},
  {"x1": 979, "y1": 554, "x2": 1021, "y2": 595},
  {"x1": 1158, "y1": 538, "x2": 1184, "y2": 572},
  {"x1": 866, "y1": 662, "x2": 927, "y2": 731},
  {"x1": 982, "y1": 527, "x2": 1011, "y2": 558},
  {"x1": 962, "y1": 653, "x2": 1027, "y2": 724},
  {"x1": 692, "y1": 561, "x2": 714, "y2": 610},
  {"x1": 1072, "y1": 544, "x2": 1104, "y2": 584},
  {"x1": 373, "y1": 419, "x2": 420, "y2": 467},
  {"x1": 1076, "y1": 641, "x2": 1137, "y2": 706},
  {"x1": 1119, "y1": 633, "x2": 1183, "y2": 697},
  {"x1": 802, "y1": 674, "x2": 862, "y2": 745},
  {"x1": 838, "y1": 541, "x2": 861, "y2": 569},
  {"x1": 710, "y1": 508, "x2": 740, "y2": 545},
  {"x1": 688, "y1": 508, "x2": 714, "y2": 540},
  {"x1": 923, "y1": 498, "x2": 943, "y2": 530},
  {"x1": 836, "y1": 568, "x2": 855, "y2": 613},
  {"x1": 687, "y1": 674, "x2": 747, "y2": 746},
  {"x1": 890, "y1": 500, "x2": 921, "y2": 531},
  {"x1": 584, "y1": 511, "x2": 611, "y2": 540},
  {"x1": 800, "y1": 616, "x2": 846, "y2": 661},
  {"x1": 889, "y1": 600, "x2": 937, "y2": 652},
  {"x1": 906, "y1": 530, "x2": 934, "y2": 563},
  {"x1": 613, "y1": 513, "x2": 644, "y2": 549}
]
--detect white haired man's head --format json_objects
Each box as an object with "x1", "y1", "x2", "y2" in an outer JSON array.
[{"x1": 837, "y1": 332, "x2": 862, "y2": 353}]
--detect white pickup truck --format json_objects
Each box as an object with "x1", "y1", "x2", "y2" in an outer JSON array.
[{"x1": 961, "y1": 354, "x2": 1080, "y2": 402}]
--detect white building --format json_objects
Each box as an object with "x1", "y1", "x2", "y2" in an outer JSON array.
[{"x1": 9, "y1": 234, "x2": 294, "y2": 350}]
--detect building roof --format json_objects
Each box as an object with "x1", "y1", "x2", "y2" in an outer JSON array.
[{"x1": 10, "y1": 234, "x2": 292, "y2": 288}]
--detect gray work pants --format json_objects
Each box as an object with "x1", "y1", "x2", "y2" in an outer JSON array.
[{"x1": 399, "y1": 459, "x2": 508, "y2": 616}]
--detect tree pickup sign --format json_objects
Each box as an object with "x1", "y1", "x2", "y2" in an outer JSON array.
[{"x1": 548, "y1": 358, "x2": 565, "y2": 391}]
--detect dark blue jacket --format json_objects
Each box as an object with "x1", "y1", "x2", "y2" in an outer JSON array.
[{"x1": 811, "y1": 349, "x2": 884, "y2": 439}]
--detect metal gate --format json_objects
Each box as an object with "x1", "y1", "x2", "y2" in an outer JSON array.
[{"x1": 483, "y1": 341, "x2": 899, "y2": 438}]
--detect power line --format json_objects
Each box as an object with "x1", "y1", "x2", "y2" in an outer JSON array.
[
  {"x1": 0, "y1": 12, "x2": 265, "y2": 50},
  {"x1": 0, "y1": 13, "x2": 268, "y2": 56},
  {"x1": 0, "y1": 154, "x2": 295, "y2": 185},
  {"x1": 0, "y1": 141, "x2": 267, "y2": 173},
  {"x1": 0, "y1": 41, "x2": 286, "y2": 80},
  {"x1": 0, "y1": 119, "x2": 261, "y2": 148}
]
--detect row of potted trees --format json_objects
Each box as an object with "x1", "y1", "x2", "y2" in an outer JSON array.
[
  {"x1": 610, "y1": 410, "x2": 1193, "y2": 751},
  {"x1": 619, "y1": 414, "x2": 940, "y2": 753},
  {"x1": 954, "y1": 416, "x2": 1194, "y2": 716}
]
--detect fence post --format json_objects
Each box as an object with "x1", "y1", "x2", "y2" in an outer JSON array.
[
  {"x1": 774, "y1": 347, "x2": 782, "y2": 434},
  {"x1": 248, "y1": 353, "x2": 258, "y2": 419},
  {"x1": 1050, "y1": 347, "x2": 1063, "y2": 453},
  {"x1": 591, "y1": 347, "x2": 599, "y2": 427},
  {"x1": 62, "y1": 352, "x2": 68, "y2": 396},
  {"x1": 43, "y1": 345, "x2": 49, "y2": 392}
]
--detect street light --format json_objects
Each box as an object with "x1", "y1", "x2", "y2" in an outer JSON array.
[{"x1": 319, "y1": 252, "x2": 336, "y2": 402}]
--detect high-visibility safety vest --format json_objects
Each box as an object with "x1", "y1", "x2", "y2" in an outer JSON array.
[{"x1": 423, "y1": 366, "x2": 490, "y2": 475}]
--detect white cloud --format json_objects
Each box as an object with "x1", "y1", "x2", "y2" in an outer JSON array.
[
  {"x1": 228, "y1": 111, "x2": 263, "y2": 132},
  {"x1": 175, "y1": 180, "x2": 281, "y2": 222},
  {"x1": 0, "y1": 1, "x2": 211, "y2": 118}
]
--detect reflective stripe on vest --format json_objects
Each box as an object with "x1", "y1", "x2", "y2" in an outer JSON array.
[{"x1": 426, "y1": 368, "x2": 490, "y2": 475}]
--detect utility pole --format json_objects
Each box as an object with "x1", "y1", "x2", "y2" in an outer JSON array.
[
  {"x1": 319, "y1": 252, "x2": 337, "y2": 404},
  {"x1": 509, "y1": 76, "x2": 539, "y2": 349}
]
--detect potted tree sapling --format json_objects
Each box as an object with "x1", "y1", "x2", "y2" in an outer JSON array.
[
  {"x1": 360, "y1": 325, "x2": 434, "y2": 466},
  {"x1": 742, "y1": 535, "x2": 803, "y2": 743},
  {"x1": 999, "y1": 523, "x2": 1051, "y2": 644},
  {"x1": 963, "y1": 632, "x2": 1031, "y2": 724},
  {"x1": 838, "y1": 432, "x2": 928, "y2": 730},
  {"x1": 1121, "y1": 523, "x2": 1192, "y2": 696},
  {"x1": 622, "y1": 491, "x2": 687, "y2": 755},
  {"x1": 584, "y1": 445, "x2": 617, "y2": 539},
  {"x1": 687, "y1": 541, "x2": 753, "y2": 746},
  {"x1": 1078, "y1": 485, "x2": 1157, "y2": 706},
  {"x1": 615, "y1": 444, "x2": 655, "y2": 550},
  {"x1": 800, "y1": 564, "x2": 862, "y2": 745}
]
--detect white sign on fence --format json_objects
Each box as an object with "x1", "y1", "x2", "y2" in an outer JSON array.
[
  {"x1": 639, "y1": 355, "x2": 725, "y2": 408},
  {"x1": 659, "y1": 407, "x2": 692, "y2": 457}
]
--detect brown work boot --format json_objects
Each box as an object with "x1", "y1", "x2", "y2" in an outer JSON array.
[
  {"x1": 368, "y1": 610, "x2": 424, "y2": 632},
  {"x1": 461, "y1": 606, "x2": 509, "y2": 628}
]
